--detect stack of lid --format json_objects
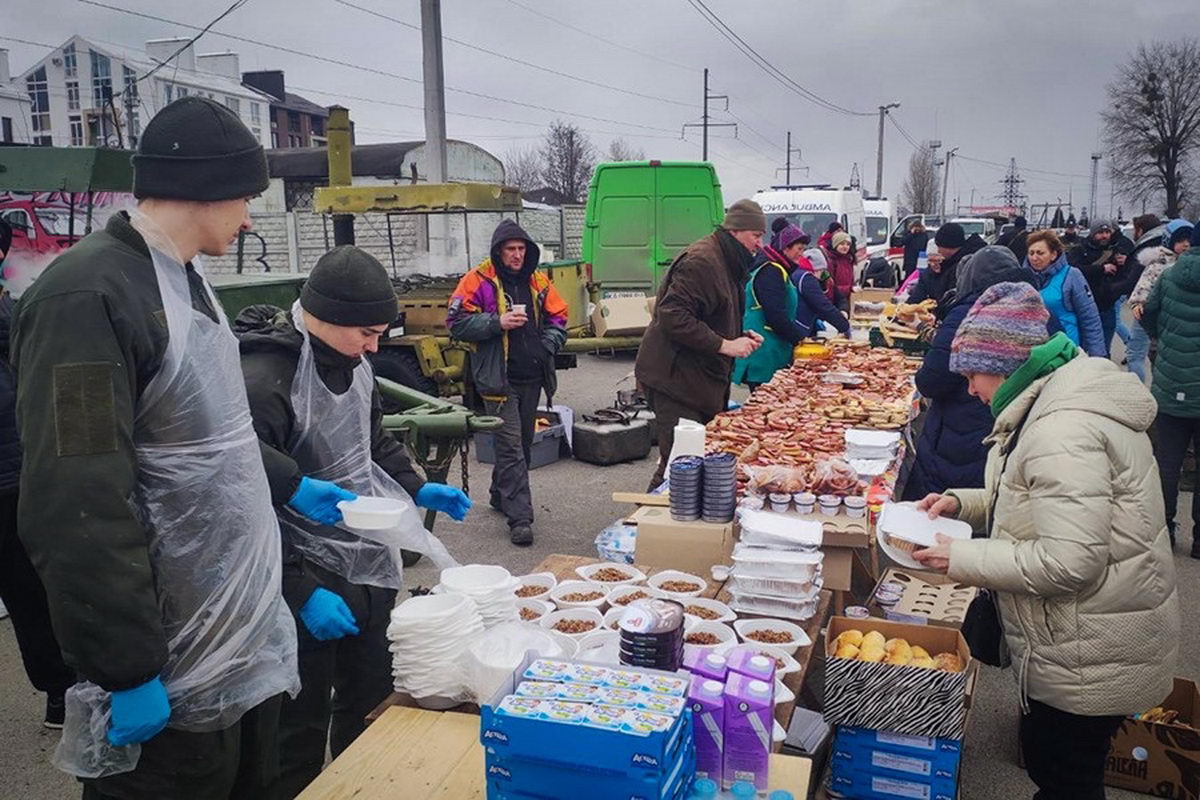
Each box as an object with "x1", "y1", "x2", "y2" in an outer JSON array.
[
  {"x1": 617, "y1": 598, "x2": 684, "y2": 671},
  {"x1": 701, "y1": 452, "x2": 737, "y2": 523},
  {"x1": 669, "y1": 456, "x2": 703, "y2": 521}
]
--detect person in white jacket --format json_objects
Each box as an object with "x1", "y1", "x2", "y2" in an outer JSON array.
[{"x1": 1127, "y1": 220, "x2": 1195, "y2": 382}]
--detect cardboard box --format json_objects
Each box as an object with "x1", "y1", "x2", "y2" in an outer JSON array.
[
  {"x1": 823, "y1": 617, "x2": 975, "y2": 740},
  {"x1": 592, "y1": 296, "x2": 652, "y2": 337},
  {"x1": 1104, "y1": 677, "x2": 1200, "y2": 797},
  {"x1": 869, "y1": 569, "x2": 978, "y2": 629},
  {"x1": 634, "y1": 507, "x2": 736, "y2": 574},
  {"x1": 851, "y1": 288, "x2": 897, "y2": 321}
]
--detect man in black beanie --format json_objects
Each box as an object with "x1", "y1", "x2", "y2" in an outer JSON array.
[
  {"x1": 237, "y1": 245, "x2": 470, "y2": 798},
  {"x1": 12, "y1": 96, "x2": 351, "y2": 799},
  {"x1": 907, "y1": 222, "x2": 986, "y2": 317}
]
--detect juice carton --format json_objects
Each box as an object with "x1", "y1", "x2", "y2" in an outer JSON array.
[
  {"x1": 684, "y1": 649, "x2": 730, "y2": 682},
  {"x1": 723, "y1": 673, "x2": 774, "y2": 792},
  {"x1": 726, "y1": 650, "x2": 776, "y2": 683},
  {"x1": 689, "y1": 675, "x2": 725, "y2": 786}
]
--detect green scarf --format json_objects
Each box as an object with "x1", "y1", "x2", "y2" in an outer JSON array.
[{"x1": 990, "y1": 332, "x2": 1079, "y2": 418}]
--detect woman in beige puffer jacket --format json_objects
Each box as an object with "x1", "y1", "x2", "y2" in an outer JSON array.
[{"x1": 912, "y1": 282, "x2": 1180, "y2": 800}]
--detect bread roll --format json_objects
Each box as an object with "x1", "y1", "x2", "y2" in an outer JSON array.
[
  {"x1": 834, "y1": 643, "x2": 860, "y2": 659},
  {"x1": 909, "y1": 656, "x2": 936, "y2": 669},
  {"x1": 835, "y1": 629, "x2": 864, "y2": 649},
  {"x1": 910, "y1": 645, "x2": 930, "y2": 660},
  {"x1": 933, "y1": 652, "x2": 964, "y2": 672},
  {"x1": 857, "y1": 645, "x2": 886, "y2": 663},
  {"x1": 862, "y1": 630, "x2": 886, "y2": 650}
]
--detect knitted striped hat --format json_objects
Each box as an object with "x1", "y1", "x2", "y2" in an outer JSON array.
[{"x1": 949, "y1": 282, "x2": 1050, "y2": 376}]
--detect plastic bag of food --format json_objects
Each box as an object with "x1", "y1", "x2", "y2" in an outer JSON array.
[
  {"x1": 810, "y1": 458, "x2": 861, "y2": 496},
  {"x1": 743, "y1": 464, "x2": 807, "y2": 494},
  {"x1": 462, "y1": 622, "x2": 573, "y2": 703}
]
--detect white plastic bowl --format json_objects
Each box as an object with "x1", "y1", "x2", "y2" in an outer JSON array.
[
  {"x1": 603, "y1": 606, "x2": 626, "y2": 631},
  {"x1": 774, "y1": 680, "x2": 796, "y2": 706},
  {"x1": 733, "y1": 618, "x2": 811, "y2": 655},
  {"x1": 390, "y1": 592, "x2": 472, "y2": 625},
  {"x1": 539, "y1": 607, "x2": 605, "y2": 638},
  {"x1": 606, "y1": 584, "x2": 664, "y2": 608},
  {"x1": 337, "y1": 496, "x2": 405, "y2": 530},
  {"x1": 575, "y1": 630, "x2": 621, "y2": 664},
  {"x1": 516, "y1": 598, "x2": 553, "y2": 623},
  {"x1": 550, "y1": 580, "x2": 611, "y2": 610},
  {"x1": 682, "y1": 621, "x2": 737, "y2": 650},
  {"x1": 575, "y1": 563, "x2": 646, "y2": 586},
  {"x1": 441, "y1": 564, "x2": 514, "y2": 595},
  {"x1": 513, "y1": 572, "x2": 557, "y2": 602},
  {"x1": 648, "y1": 569, "x2": 708, "y2": 599},
  {"x1": 680, "y1": 597, "x2": 736, "y2": 624}
]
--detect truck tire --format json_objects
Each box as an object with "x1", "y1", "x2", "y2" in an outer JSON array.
[{"x1": 369, "y1": 348, "x2": 439, "y2": 413}]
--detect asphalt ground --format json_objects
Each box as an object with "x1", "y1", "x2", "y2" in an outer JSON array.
[{"x1": 2, "y1": 351, "x2": 1195, "y2": 799}]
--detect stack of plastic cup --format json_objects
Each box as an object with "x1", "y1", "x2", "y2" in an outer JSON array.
[
  {"x1": 617, "y1": 598, "x2": 685, "y2": 671},
  {"x1": 701, "y1": 452, "x2": 737, "y2": 523},
  {"x1": 669, "y1": 456, "x2": 703, "y2": 521}
]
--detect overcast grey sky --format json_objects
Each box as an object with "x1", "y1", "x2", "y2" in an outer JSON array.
[{"x1": 6, "y1": 0, "x2": 1200, "y2": 219}]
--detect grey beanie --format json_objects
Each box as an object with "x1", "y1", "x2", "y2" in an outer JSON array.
[
  {"x1": 955, "y1": 246, "x2": 1022, "y2": 297},
  {"x1": 722, "y1": 199, "x2": 767, "y2": 232}
]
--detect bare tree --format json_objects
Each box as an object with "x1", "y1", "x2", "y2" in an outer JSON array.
[
  {"x1": 540, "y1": 120, "x2": 596, "y2": 203},
  {"x1": 606, "y1": 138, "x2": 645, "y2": 162},
  {"x1": 901, "y1": 143, "x2": 939, "y2": 214},
  {"x1": 1102, "y1": 39, "x2": 1200, "y2": 218},
  {"x1": 503, "y1": 145, "x2": 543, "y2": 192}
]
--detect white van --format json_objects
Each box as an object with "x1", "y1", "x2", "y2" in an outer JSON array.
[
  {"x1": 862, "y1": 197, "x2": 893, "y2": 259},
  {"x1": 948, "y1": 217, "x2": 997, "y2": 244},
  {"x1": 752, "y1": 185, "x2": 868, "y2": 261}
]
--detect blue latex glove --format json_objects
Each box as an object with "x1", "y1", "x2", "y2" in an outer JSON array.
[
  {"x1": 107, "y1": 676, "x2": 171, "y2": 746},
  {"x1": 299, "y1": 587, "x2": 360, "y2": 641},
  {"x1": 288, "y1": 476, "x2": 356, "y2": 525},
  {"x1": 414, "y1": 483, "x2": 473, "y2": 521}
]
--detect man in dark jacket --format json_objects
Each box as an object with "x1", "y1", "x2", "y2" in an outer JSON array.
[
  {"x1": 238, "y1": 246, "x2": 470, "y2": 797},
  {"x1": 1061, "y1": 220, "x2": 1081, "y2": 248},
  {"x1": 0, "y1": 282, "x2": 75, "y2": 730},
  {"x1": 635, "y1": 199, "x2": 765, "y2": 489},
  {"x1": 11, "y1": 97, "x2": 346, "y2": 798},
  {"x1": 906, "y1": 223, "x2": 986, "y2": 316},
  {"x1": 447, "y1": 220, "x2": 567, "y2": 545},
  {"x1": 1069, "y1": 219, "x2": 1136, "y2": 353},
  {"x1": 900, "y1": 221, "x2": 929, "y2": 276},
  {"x1": 903, "y1": 247, "x2": 1056, "y2": 502},
  {"x1": 998, "y1": 215, "x2": 1029, "y2": 262}
]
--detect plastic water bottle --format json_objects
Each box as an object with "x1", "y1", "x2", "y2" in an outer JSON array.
[
  {"x1": 916, "y1": 250, "x2": 928, "y2": 270},
  {"x1": 769, "y1": 792, "x2": 795, "y2": 800},
  {"x1": 689, "y1": 777, "x2": 718, "y2": 798},
  {"x1": 730, "y1": 782, "x2": 758, "y2": 799}
]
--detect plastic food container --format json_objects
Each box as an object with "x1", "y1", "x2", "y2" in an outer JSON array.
[
  {"x1": 729, "y1": 591, "x2": 822, "y2": 624},
  {"x1": 575, "y1": 563, "x2": 646, "y2": 586},
  {"x1": 680, "y1": 597, "x2": 736, "y2": 624},
  {"x1": 730, "y1": 545, "x2": 824, "y2": 581},
  {"x1": 550, "y1": 580, "x2": 611, "y2": 610},
  {"x1": 606, "y1": 584, "x2": 664, "y2": 609},
  {"x1": 516, "y1": 598, "x2": 553, "y2": 623},
  {"x1": 843, "y1": 496, "x2": 867, "y2": 518},
  {"x1": 647, "y1": 570, "x2": 708, "y2": 598},
  {"x1": 682, "y1": 621, "x2": 737, "y2": 650},
  {"x1": 818, "y1": 494, "x2": 842, "y2": 517},
  {"x1": 794, "y1": 492, "x2": 816, "y2": 515},
  {"x1": 845, "y1": 605, "x2": 871, "y2": 619},
  {"x1": 739, "y1": 495, "x2": 765, "y2": 512},
  {"x1": 726, "y1": 574, "x2": 822, "y2": 600},
  {"x1": 739, "y1": 511, "x2": 822, "y2": 550},
  {"x1": 337, "y1": 496, "x2": 405, "y2": 530},
  {"x1": 539, "y1": 607, "x2": 604, "y2": 638},
  {"x1": 732, "y1": 618, "x2": 811, "y2": 655},
  {"x1": 513, "y1": 572, "x2": 557, "y2": 601},
  {"x1": 768, "y1": 493, "x2": 791, "y2": 513}
]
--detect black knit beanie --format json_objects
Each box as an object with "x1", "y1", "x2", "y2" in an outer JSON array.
[
  {"x1": 132, "y1": 96, "x2": 269, "y2": 201},
  {"x1": 301, "y1": 246, "x2": 398, "y2": 326},
  {"x1": 934, "y1": 223, "x2": 966, "y2": 249}
]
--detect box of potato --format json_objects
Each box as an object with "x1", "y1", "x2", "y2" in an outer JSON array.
[{"x1": 823, "y1": 616, "x2": 976, "y2": 740}]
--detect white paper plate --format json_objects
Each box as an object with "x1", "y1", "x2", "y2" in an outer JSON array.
[{"x1": 876, "y1": 502, "x2": 973, "y2": 569}]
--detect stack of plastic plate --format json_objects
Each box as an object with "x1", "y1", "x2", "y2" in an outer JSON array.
[
  {"x1": 702, "y1": 452, "x2": 737, "y2": 523},
  {"x1": 669, "y1": 456, "x2": 703, "y2": 521},
  {"x1": 439, "y1": 564, "x2": 519, "y2": 628},
  {"x1": 387, "y1": 592, "x2": 485, "y2": 707}
]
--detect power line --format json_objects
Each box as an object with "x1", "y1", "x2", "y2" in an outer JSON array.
[
  {"x1": 76, "y1": 0, "x2": 684, "y2": 136},
  {"x1": 500, "y1": 0, "x2": 697, "y2": 73},
  {"x1": 0, "y1": 34, "x2": 57, "y2": 48},
  {"x1": 333, "y1": 0, "x2": 696, "y2": 109},
  {"x1": 133, "y1": 0, "x2": 249, "y2": 91},
  {"x1": 685, "y1": 0, "x2": 874, "y2": 117},
  {"x1": 955, "y1": 153, "x2": 1090, "y2": 181}
]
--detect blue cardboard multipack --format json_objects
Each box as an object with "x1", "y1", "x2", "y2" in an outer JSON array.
[
  {"x1": 834, "y1": 725, "x2": 962, "y2": 778},
  {"x1": 829, "y1": 765, "x2": 958, "y2": 800},
  {"x1": 480, "y1": 655, "x2": 695, "y2": 783},
  {"x1": 485, "y1": 732, "x2": 695, "y2": 800}
]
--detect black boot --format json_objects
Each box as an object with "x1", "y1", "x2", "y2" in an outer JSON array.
[
  {"x1": 1168, "y1": 521, "x2": 1177, "y2": 550},
  {"x1": 1191, "y1": 538, "x2": 1200, "y2": 560}
]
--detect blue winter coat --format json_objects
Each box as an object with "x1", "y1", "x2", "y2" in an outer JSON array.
[
  {"x1": 902, "y1": 289, "x2": 993, "y2": 501},
  {"x1": 1021, "y1": 255, "x2": 1107, "y2": 357}
]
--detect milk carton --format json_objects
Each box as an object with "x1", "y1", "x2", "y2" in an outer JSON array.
[
  {"x1": 688, "y1": 676, "x2": 725, "y2": 786},
  {"x1": 723, "y1": 673, "x2": 773, "y2": 791},
  {"x1": 684, "y1": 650, "x2": 730, "y2": 682},
  {"x1": 726, "y1": 650, "x2": 776, "y2": 683}
]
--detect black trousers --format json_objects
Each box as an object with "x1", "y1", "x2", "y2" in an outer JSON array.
[
  {"x1": 81, "y1": 694, "x2": 284, "y2": 800},
  {"x1": 1154, "y1": 411, "x2": 1200, "y2": 539},
  {"x1": 0, "y1": 489, "x2": 75, "y2": 698},
  {"x1": 645, "y1": 389, "x2": 710, "y2": 492},
  {"x1": 1020, "y1": 698, "x2": 1123, "y2": 800},
  {"x1": 484, "y1": 380, "x2": 542, "y2": 528},
  {"x1": 274, "y1": 576, "x2": 396, "y2": 800}
]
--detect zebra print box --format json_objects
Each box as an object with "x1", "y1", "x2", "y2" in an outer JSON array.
[{"x1": 823, "y1": 617, "x2": 974, "y2": 740}]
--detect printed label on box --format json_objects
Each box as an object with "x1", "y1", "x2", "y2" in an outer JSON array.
[
  {"x1": 877, "y1": 731, "x2": 936, "y2": 751},
  {"x1": 873, "y1": 750, "x2": 932, "y2": 777},
  {"x1": 871, "y1": 775, "x2": 932, "y2": 800}
]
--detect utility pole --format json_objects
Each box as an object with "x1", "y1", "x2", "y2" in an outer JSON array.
[
  {"x1": 928, "y1": 139, "x2": 942, "y2": 215},
  {"x1": 682, "y1": 69, "x2": 735, "y2": 160},
  {"x1": 421, "y1": 0, "x2": 450, "y2": 262},
  {"x1": 940, "y1": 147, "x2": 958, "y2": 220},
  {"x1": 785, "y1": 131, "x2": 802, "y2": 184},
  {"x1": 327, "y1": 106, "x2": 355, "y2": 245},
  {"x1": 875, "y1": 102, "x2": 899, "y2": 197},
  {"x1": 1088, "y1": 152, "x2": 1102, "y2": 226}
]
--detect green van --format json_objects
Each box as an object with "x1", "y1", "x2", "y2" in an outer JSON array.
[{"x1": 581, "y1": 161, "x2": 724, "y2": 296}]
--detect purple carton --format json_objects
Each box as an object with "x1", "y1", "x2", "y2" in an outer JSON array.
[
  {"x1": 723, "y1": 673, "x2": 774, "y2": 792},
  {"x1": 688, "y1": 676, "x2": 725, "y2": 787},
  {"x1": 684, "y1": 649, "x2": 730, "y2": 682},
  {"x1": 726, "y1": 649, "x2": 776, "y2": 683}
]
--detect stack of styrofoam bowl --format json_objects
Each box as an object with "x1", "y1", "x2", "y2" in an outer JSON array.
[
  {"x1": 439, "y1": 564, "x2": 520, "y2": 628},
  {"x1": 387, "y1": 592, "x2": 484, "y2": 707}
]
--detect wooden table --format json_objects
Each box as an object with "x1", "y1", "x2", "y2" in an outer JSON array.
[{"x1": 299, "y1": 706, "x2": 811, "y2": 799}]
